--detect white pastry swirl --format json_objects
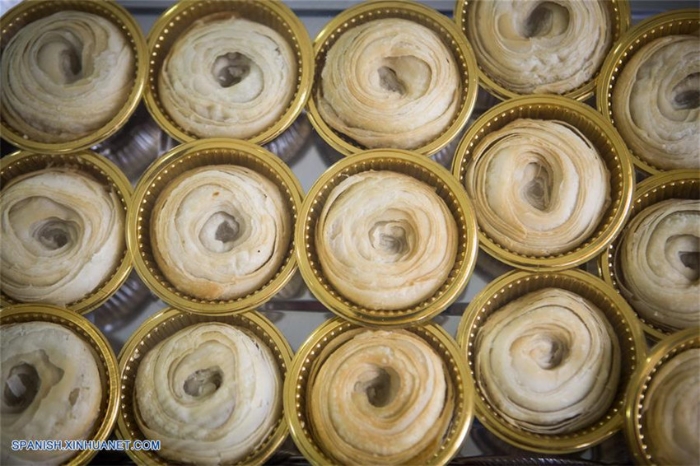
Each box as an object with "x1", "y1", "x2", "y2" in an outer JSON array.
[
  {"x1": 159, "y1": 13, "x2": 296, "y2": 139},
  {"x1": 151, "y1": 165, "x2": 291, "y2": 300},
  {"x1": 1, "y1": 322, "x2": 102, "y2": 466},
  {"x1": 612, "y1": 35, "x2": 700, "y2": 170},
  {"x1": 0, "y1": 168, "x2": 125, "y2": 305},
  {"x1": 466, "y1": 0, "x2": 612, "y2": 94},
  {"x1": 318, "y1": 18, "x2": 461, "y2": 150},
  {"x1": 309, "y1": 329, "x2": 453, "y2": 465},
  {"x1": 475, "y1": 288, "x2": 621, "y2": 434},
  {"x1": 135, "y1": 323, "x2": 281, "y2": 465},
  {"x1": 316, "y1": 171, "x2": 458, "y2": 310},
  {"x1": 643, "y1": 348, "x2": 700, "y2": 466},
  {"x1": 1, "y1": 10, "x2": 134, "y2": 143},
  {"x1": 617, "y1": 199, "x2": 700, "y2": 331},
  {"x1": 465, "y1": 119, "x2": 610, "y2": 256}
]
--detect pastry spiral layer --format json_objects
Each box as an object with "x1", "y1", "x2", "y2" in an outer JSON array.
[
  {"x1": 465, "y1": 0, "x2": 612, "y2": 95},
  {"x1": 0, "y1": 168, "x2": 125, "y2": 305},
  {"x1": 309, "y1": 329, "x2": 453, "y2": 465},
  {"x1": 317, "y1": 18, "x2": 461, "y2": 150},
  {"x1": 1, "y1": 10, "x2": 134, "y2": 143},
  {"x1": 316, "y1": 170, "x2": 458, "y2": 310},
  {"x1": 1, "y1": 322, "x2": 102, "y2": 466},
  {"x1": 474, "y1": 288, "x2": 621, "y2": 434},
  {"x1": 151, "y1": 165, "x2": 291, "y2": 300},
  {"x1": 135, "y1": 323, "x2": 281, "y2": 465},
  {"x1": 159, "y1": 13, "x2": 296, "y2": 139},
  {"x1": 618, "y1": 199, "x2": 700, "y2": 331},
  {"x1": 643, "y1": 348, "x2": 700, "y2": 466},
  {"x1": 612, "y1": 35, "x2": 700, "y2": 170},
  {"x1": 465, "y1": 119, "x2": 610, "y2": 256}
]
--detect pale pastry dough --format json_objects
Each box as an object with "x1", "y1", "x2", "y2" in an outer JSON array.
[
  {"x1": 309, "y1": 329, "x2": 453, "y2": 465},
  {"x1": 643, "y1": 348, "x2": 700, "y2": 466},
  {"x1": 617, "y1": 199, "x2": 700, "y2": 331},
  {"x1": 316, "y1": 171, "x2": 458, "y2": 310},
  {"x1": 0, "y1": 168, "x2": 125, "y2": 305},
  {"x1": 1, "y1": 10, "x2": 134, "y2": 143},
  {"x1": 466, "y1": 0, "x2": 612, "y2": 95},
  {"x1": 317, "y1": 18, "x2": 461, "y2": 150},
  {"x1": 475, "y1": 288, "x2": 621, "y2": 434},
  {"x1": 135, "y1": 323, "x2": 281, "y2": 465},
  {"x1": 1, "y1": 322, "x2": 102, "y2": 466},
  {"x1": 612, "y1": 35, "x2": 700, "y2": 170},
  {"x1": 151, "y1": 165, "x2": 292, "y2": 300},
  {"x1": 465, "y1": 119, "x2": 610, "y2": 256},
  {"x1": 159, "y1": 13, "x2": 296, "y2": 139}
]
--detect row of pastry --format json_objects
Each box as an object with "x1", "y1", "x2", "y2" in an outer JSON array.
[{"x1": 1, "y1": 1, "x2": 698, "y2": 174}]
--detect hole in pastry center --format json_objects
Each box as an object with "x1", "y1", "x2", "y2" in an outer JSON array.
[
  {"x1": 524, "y1": 2, "x2": 570, "y2": 38},
  {"x1": 369, "y1": 221, "x2": 408, "y2": 257},
  {"x1": 200, "y1": 211, "x2": 241, "y2": 252},
  {"x1": 37, "y1": 37, "x2": 83, "y2": 84},
  {"x1": 3, "y1": 364, "x2": 40, "y2": 412},
  {"x1": 667, "y1": 234, "x2": 700, "y2": 281},
  {"x1": 522, "y1": 162, "x2": 552, "y2": 211},
  {"x1": 679, "y1": 251, "x2": 700, "y2": 275},
  {"x1": 378, "y1": 66, "x2": 406, "y2": 95},
  {"x1": 35, "y1": 219, "x2": 72, "y2": 250},
  {"x1": 213, "y1": 52, "x2": 252, "y2": 88},
  {"x1": 355, "y1": 367, "x2": 395, "y2": 407},
  {"x1": 215, "y1": 217, "x2": 240, "y2": 244},
  {"x1": 183, "y1": 367, "x2": 223, "y2": 397},
  {"x1": 672, "y1": 73, "x2": 700, "y2": 110}
]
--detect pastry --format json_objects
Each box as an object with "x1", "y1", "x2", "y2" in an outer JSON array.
[
  {"x1": 135, "y1": 322, "x2": 281, "y2": 465},
  {"x1": 0, "y1": 168, "x2": 125, "y2": 305},
  {"x1": 617, "y1": 198, "x2": 700, "y2": 331},
  {"x1": 465, "y1": 0, "x2": 612, "y2": 95},
  {"x1": 150, "y1": 165, "x2": 291, "y2": 300},
  {"x1": 642, "y1": 348, "x2": 700, "y2": 466},
  {"x1": 309, "y1": 329, "x2": 453, "y2": 465},
  {"x1": 474, "y1": 288, "x2": 621, "y2": 434},
  {"x1": 465, "y1": 118, "x2": 610, "y2": 256},
  {"x1": 1, "y1": 10, "x2": 134, "y2": 143},
  {"x1": 612, "y1": 35, "x2": 700, "y2": 170},
  {"x1": 317, "y1": 18, "x2": 460, "y2": 150},
  {"x1": 159, "y1": 13, "x2": 296, "y2": 139},
  {"x1": 316, "y1": 170, "x2": 458, "y2": 310},
  {"x1": 1, "y1": 322, "x2": 102, "y2": 465}
]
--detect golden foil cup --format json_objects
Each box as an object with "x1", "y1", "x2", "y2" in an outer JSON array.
[
  {"x1": 0, "y1": 0, "x2": 147, "y2": 153},
  {"x1": 451, "y1": 95, "x2": 635, "y2": 271},
  {"x1": 0, "y1": 304, "x2": 120, "y2": 466},
  {"x1": 307, "y1": 0, "x2": 479, "y2": 157},
  {"x1": 454, "y1": 0, "x2": 631, "y2": 102},
  {"x1": 116, "y1": 307, "x2": 293, "y2": 466},
  {"x1": 296, "y1": 149, "x2": 479, "y2": 327},
  {"x1": 599, "y1": 169, "x2": 700, "y2": 340},
  {"x1": 596, "y1": 9, "x2": 700, "y2": 175},
  {"x1": 0, "y1": 150, "x2": 133, "y2": 314},
  {"x1": 455, "y1": 269, "x2": 647, "y2": 454},
  {"x1": 624, "y1": 327, "x2": 700, "y2": 466},
  {"x1": 145, "y1": 0, "x2": 314, "y2": 145},
  {"x1": 128, "y1": 138, "x2": 303, "y2": 315},
  {"x1": 284, "y1": 317, "x2": 473, "y2": 466}
]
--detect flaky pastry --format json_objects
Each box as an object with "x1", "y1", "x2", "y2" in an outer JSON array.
[
  {"x1": 612, "y1": 35, "x2": 700, "y2": 170},
  {"x1": 150, "y1": 165, "x2": 291, "y2": 300},
  {"x1": 309, "y1": 329, "x2": 453, "y2": 465},
  {"x1": 475, "y1": 288, "x2": 621, "y2": 434},
  {"x1": 159, "y1": 13, "x2": 296, "y2": 139},
  {"x1": 1, "y1": 322, "x2": 102, "y2": 465},
  {"x1": 465, "y1": 0, "x2": 612, "y2": 95},
  {"x1": 617, "y1": 199, "x2": 700, "y2": 331},
  {"x1": 317, "y1": 18, "x2": 460, "y2": 150},
  {"x1": 1, "y1": 10, "x2": 134, "y2": 143},
  {"x1": 0, "y1": 168, "x2": 125, "y2": 305},
  {"x1": 316, "y1": 171, "x2": 458, "y2": 310},
  {"x1": 135, "y1": 323, "x2": 281, "y2": 465},
  {"x1": 465, "y1": 118, "x2": 610, "y2": 256}
]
